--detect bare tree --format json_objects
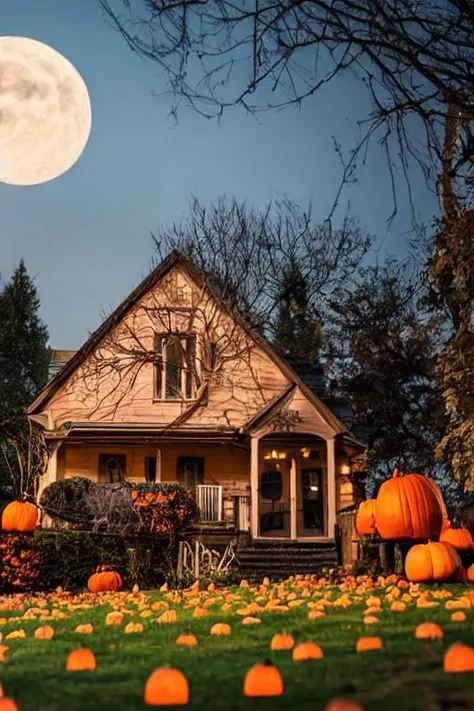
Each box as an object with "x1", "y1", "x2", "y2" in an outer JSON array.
[{"x1": 98, "y1": 0, "x2": 474, "y2": 213}]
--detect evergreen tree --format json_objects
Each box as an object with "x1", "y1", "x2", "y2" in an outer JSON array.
[
  {"x1": 0, "y1": 260, "x2": 49, "y2": 499},
  {"x1": 273, "y1": 263, "x2": 322, "y2": 363}
]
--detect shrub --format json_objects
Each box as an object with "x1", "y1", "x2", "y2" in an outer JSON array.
[
  {"x1": 131, "y1": 483, "x2": 199, "y2": 542},
  {"x1": 39, "y1": 477, "x2": 96, "y2": 528},
  {"x1": 34, "y1": 530, "x2": 175, "y2": 591},
  {"x1": 0, "y1": 533, "x2": 40, "y2": 593}
]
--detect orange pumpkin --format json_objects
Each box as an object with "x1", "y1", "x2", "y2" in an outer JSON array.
[
  {"x1": 467, "y1": 564, "x2": 474, "y2": 582},
  {"x1": 443, "y1": 642, "x2": 474, "y2": 673},
  {"x1": 292, "y1": 642, "x2": 323, "y2": 661},
  {"x1": 375, "y1": 468, "x2": 443, "y2": 539},
  {"x1": 144, "y1": 668, "x2": 189, "y2": 705},
  {"x1": 87, "y1": 569, "x2": 122, "y2": 593},
  {"x1": 415, "y1": 622, "x2": 443, "y2": 640},
  {"x1": 66, "y1": 648, "x2": 97, "y2": 671},
  {"x1": 355, "y1": 499, "x2": 376, "y2": 537},
  {"x1": 243, "y1": 660, "x2": 284, "y2": 698},
  {"x1": 0, "y1": 700, "x2": 20, "y2": 711},
  {"x1": 2, "y1": 501, "x2": 37, "y2": 532},
  {"x1": 270, "y1": 633, "x2": 295, "y2": 650},
  {"x1": 405, "y1": 541, "x2": 461, "y2": 582},
  {"x1": 325, "y1": 700, "x2": 365, "y2": 711},
  {"x1": 440, "y1": 524, "x2": 473, "y2": 551}
]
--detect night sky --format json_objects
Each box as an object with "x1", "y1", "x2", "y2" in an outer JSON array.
[{"x1": 1, "y1": 0, "x2": 439, "y2": 349}]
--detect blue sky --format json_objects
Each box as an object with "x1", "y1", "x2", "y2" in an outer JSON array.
[{"x1": 1, "y1": 0, "x2": 439, "y2": 349}]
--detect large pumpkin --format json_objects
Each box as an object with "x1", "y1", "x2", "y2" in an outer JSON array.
[
  {"x1": 2, "y1": 501, "x2": 38, "y2": 532},
  {"x1": 404, "y1": 541, "x2": 461, "y2": 582},
  {"x1": 355, "y1": 499, "x2": 376, "y2": 536},
  {"x1": 375, "y1": 468, "x2": 443, "y2": 539},
  {"x1": 424, "y1": 478, "x2": 449, "y2": 526},
  {"x1": 87, "y1": 568, "x2": 122, "y2": 593},
  {"x1": 440, "y1": 524, "x2": 473, "y2": 551}
]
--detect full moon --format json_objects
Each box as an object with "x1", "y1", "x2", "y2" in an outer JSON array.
[{"x1": 0, "y1": 36, "x2": 92, "y2": 186}]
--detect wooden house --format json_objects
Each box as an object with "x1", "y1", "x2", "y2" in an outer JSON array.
[{"x1": 28, "y1": 251, "x2": 365, "y2": 568}]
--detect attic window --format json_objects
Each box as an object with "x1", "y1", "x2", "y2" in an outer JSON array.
[{"x1": 155, "y1": 334, "x2": 199, "y2": 400}]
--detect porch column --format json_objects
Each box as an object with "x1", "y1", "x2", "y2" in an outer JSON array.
[
  {"x1": 326, "y1": 437, "x2": 336, "y2": 539},
  {"x1": 250, "y1": 435, "x2": 261, "y2": 539}
]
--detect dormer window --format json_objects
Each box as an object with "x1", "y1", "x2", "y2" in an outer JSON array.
[{"x1": 155, "y1": 334, "x2": 198, "y2": 400}]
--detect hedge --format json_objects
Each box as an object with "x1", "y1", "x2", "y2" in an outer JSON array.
[{"x1": 0, "y1": 531, "x2": 177, "y2": 593}]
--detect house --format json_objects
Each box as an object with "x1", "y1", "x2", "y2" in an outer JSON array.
[{"x1": 28, "y1": 251, "x2": 365, "y2": 550}]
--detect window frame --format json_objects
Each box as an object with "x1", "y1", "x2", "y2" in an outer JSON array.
[{"x1": 153, "y1": 332, "x2": 200, "y2": 401}]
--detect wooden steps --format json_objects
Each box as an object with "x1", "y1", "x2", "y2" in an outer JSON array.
[{"x1": 236, "y1": 539, "x2": 338, "y2": 580}]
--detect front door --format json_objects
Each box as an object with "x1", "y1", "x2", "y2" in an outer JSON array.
[
  {"x1": 258, "y1": 457, "x2": 291, "y2": 538},
  {"x1": 297, "y1": 465, "x2": 325, "y2": 536}
]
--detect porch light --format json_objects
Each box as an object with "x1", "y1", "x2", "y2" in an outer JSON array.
[
  {"x1": 271, "y1": 449, "x2": 278, "y2": 459},
  {"x1": 263, "y1": 450, "x2": 272, "y2": 460},
  {"x1": 340, "y1": 463, "x2": 351, "y2": 475},
  {"x1": 301, "y1": 447, "x2": 311, "y2": 458},
  {"x1": 278, "y1": 452, "x2": 287, "y2": 460},
  {"x1": 309, "y1": 485, "x2": 319, "y2": 492}
]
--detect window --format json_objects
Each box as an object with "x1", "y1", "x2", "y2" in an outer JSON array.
[
  {"x1": 99, "y1": 454, "x2": 126, "y2": 483},
  {"x1": 260, "y1": 470, "x2": 283, "y2": 501},
  {"x1": 144, "y1": 456, "x2": 157, "y2": 483},
  {"x1": 155, "y1": 334, "x2": 198, "y2": 400}
]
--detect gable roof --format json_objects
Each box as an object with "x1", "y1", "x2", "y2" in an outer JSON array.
[{"x1": 28, "y1": 250, "x2": 353, "y2": 438}]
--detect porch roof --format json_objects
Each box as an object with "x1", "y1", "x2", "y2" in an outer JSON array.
[{"x1": 44, "y1": 421, "x2": 244, "y2": 445}]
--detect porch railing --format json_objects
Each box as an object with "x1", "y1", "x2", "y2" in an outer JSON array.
[{"x1": 196, "y1": 484, "x2": 223, "y2": 522}]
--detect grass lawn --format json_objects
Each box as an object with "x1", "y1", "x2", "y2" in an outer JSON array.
[{"x1": 0, "y1": 578, "x2": 473, "y2": 711}]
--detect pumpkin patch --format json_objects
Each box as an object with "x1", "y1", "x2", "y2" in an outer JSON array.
[{"x1": 0, "y1": 571, "x2": 469, "y2": 710}]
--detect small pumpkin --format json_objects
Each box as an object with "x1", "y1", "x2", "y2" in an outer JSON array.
[
  {"x1": 34, "y1": 625, "x2": 55, "y2": 640},
  {"x1": 356, "y1": 637, "x2": 383, "y2": 652},
  {"x1": 175, "y1": 634, "x2": 198, "y2": 646},
  {"x1": 443, "y1": 642, "x2": 474, "y2": 673},
  {"x1": 144, "y1": 667, "x2": 189, "y2": 706},
  {"x1": 451, "y1": 611, "x2": 466, "y2": 622},
  {"x1": 415, "y1": 622, "x2": 443, "y2": 640},
  {"x1": 440, "y1": 524, "x2": 474, "y2": 551},
  {"x1": 467, "y1": 564, "x2": 474, "y2": 582},
  {"x1": 1, "y1": 500, "x2": 37, "y2": 532},
  {"x1": 210, "y1": 623, "x2": 231, "y2": 636},
  {"x1": 324, "y1": 700, "x2": 365, "y2": 711},
  {"x1": 375, "y1": 468, "x2": 443, "y2": 540},
  {"x1": 243, "y1": 660, "x2": 284, "y2": 698},
  {"x1": 325, "y1": 700, "x2": 365, "y2": 711},
  {"x1": 405, "y1": 541, "x2": 461, "y2": 583},
  {"x1": 270, "y1": 633, "x2": 295, "y2": 651},
  {"x1": 87, "y1": 567, "x2": 122, "y2": 593},
  {"x1": 66, "y1": 647, "x2": 97, "y2": 671},
  {"x1": 292, "y1": 642, "x2": 323, "y2": 661},
  {"x1": 355, "y1": 499, "x2": 376, "y2": 537}
]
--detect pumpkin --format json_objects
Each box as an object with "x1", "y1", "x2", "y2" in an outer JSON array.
[
  {"x1": 34, "y1": 625, "x2": 54, "y2": 640},
  {"x1": 415, "y1": 622, "x2": 443, "y2": 640},
  {"x1": 0, "y1": 700, "x2": 20, "y2": 711},
  {"x1": 243, "y1": 660, "x2": 284, "y2": 698},
  {"x1": 405, "y1": 541, "x2": 461, "y2": 582},
  {"x1": 451, "y1": 611, "x2": 467, "y2": 622},
  {"x1": 210, "y1": 623, "x2": 231, "y2": 636},
  {"x1": 1, "y1": 500, "x2": 37, "y2": 532},
  {"x1": 270, "y1": 633, "x2": 295, "y2": 650},
  {"x1": 144, "y1": 668, "x2": 189, "y2": 706},
  {"x1": 175, "y1": 634, "x2": 198, "y2": 646},
  {"x1": 292, "y1": 642, "x2": 323, "y2": 661},
  {"x1": 324, "y1": 701, "x2": 365, "y2": 711},
  {"x1": 375, "y1": 468, "x2": 443, "y2": 539},
  {"x1": 66, "y1": 648, "x2": 97, "y2": 671},
  {"x1": 440, "y1": 524, "x2": 474, "y2": 550},
  {"x1": 356, "y1": 637, "x2": 383, "y2": 652},
  {"x1": 467, "y1": 564, "x2": 474, "y2": 582},
  {"x1": 87, "y1": 568, "x2": 122, "y2": 593},
  {"x1": 443, "y1": 642, "x2": 474, "y2": 673},
  {"x1": 355, "y1": 499, "x2": 376, "y2": 537}
]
